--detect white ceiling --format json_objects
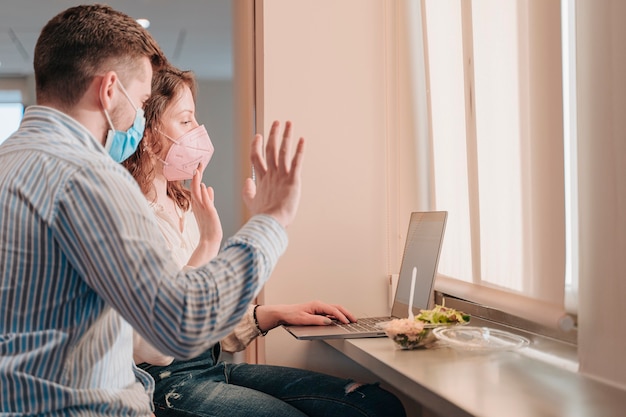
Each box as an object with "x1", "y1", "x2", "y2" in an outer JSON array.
[{"x1": 0, "y1": 0, "x2": 233, "y2": 80}]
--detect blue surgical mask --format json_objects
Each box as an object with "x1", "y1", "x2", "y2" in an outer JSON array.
[{"x1": 103, "y1": 79, "x2": 146, "y2": 163}]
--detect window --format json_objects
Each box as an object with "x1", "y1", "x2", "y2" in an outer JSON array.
[
  {"x1": 0, "y1": 95, "x2": 24, "y2": 145},
  {"x1": 420, "y1": 0, "x2": 574, "y2": 322}
]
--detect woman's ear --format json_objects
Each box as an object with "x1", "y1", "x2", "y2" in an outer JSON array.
[
  {"x1": 142, "y1": 128, "x2": 159, "y2": 156},
  {"x1": 141, "y1": 129, "x2": 153, "y2": 149},
  {"x1": 98, "y1": 71, "x2": 118, "y2": 111}
]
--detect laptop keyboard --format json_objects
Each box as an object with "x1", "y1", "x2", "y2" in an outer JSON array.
[{"x1": 334, "y1": 316, "x2": 390, "y2": 333}]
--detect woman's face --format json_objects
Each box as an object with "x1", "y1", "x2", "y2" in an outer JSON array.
[{"x1": 159, "y1": 84, "x2": 198, "y2": 154}]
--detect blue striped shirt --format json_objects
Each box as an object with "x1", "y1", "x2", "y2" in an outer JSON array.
[{"x1": 0, "y1": 106, "x2": 287, "y2": 415}]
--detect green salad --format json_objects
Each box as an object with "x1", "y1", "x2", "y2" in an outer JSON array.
[{"x1": 416, "y1": 304, "x2": 470, "y2": 325}]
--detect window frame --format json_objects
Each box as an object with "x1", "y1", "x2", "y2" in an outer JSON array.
[{"x1": 416, "y1": 0, "x2": 576, "y2": 338}]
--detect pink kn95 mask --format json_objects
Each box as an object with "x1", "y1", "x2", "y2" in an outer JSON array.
[{"x1": 161, "y1": 125, "x2": 214, "y2": 181}]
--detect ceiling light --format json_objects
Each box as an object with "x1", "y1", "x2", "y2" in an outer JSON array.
[{"x1": 136, "y1": 18, "x2": 150, "y2": 29}]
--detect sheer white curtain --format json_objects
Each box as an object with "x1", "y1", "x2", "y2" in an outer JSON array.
[
  {"x1": 412, "y1": 0, "x2": 572, "y2": 326},
  {"x1": 0, "y1": 103, "x2": 23, "y2": 144},
  {"x1": 561, "y1": 0, "x2": 579, "y2": 314}
]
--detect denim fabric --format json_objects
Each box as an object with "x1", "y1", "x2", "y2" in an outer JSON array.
[{"x1": 140, "y1": 345, "x2": 406, "y2": 417}]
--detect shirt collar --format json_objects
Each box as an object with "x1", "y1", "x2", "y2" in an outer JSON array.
[{"x1": 20, "y1": 105, "x2": 106, "y2": 154}]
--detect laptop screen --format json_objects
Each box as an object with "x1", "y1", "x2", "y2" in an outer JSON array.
[{"x1": 391, "y1": 211, "x2": 448, "y2": 319}]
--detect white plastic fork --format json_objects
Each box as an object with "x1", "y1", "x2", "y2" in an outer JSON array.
[{"x1": 408, "y1": 266, "x2": 417, "y2": 320}]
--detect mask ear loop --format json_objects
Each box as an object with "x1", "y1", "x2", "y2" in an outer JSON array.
[
  {"x1": 116, "y1": 79, "x2": 139, "y2": 112},
  {"x1": 102, "y1": 78, "x2": 138, "y2": 134},
  {"x1": 154, "y1": 129, "x2": 175, "y2": 169},
  {"x1": 103, "y1": 108, "x2": 116, "y2": 131},
  {"x1": 157, "y1": 130, "x2": 179, "y2": 145}
]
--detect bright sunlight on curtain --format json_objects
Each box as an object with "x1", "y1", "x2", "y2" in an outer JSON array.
[
  {"x1": 420, "y1": 0, "x2": 574, "y2": 323},
  {"x1": 0, "y1": 102, "x2": 23, "y2": 145}
]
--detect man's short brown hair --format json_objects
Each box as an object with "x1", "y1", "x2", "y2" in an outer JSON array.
[{"x1": 34, "y1": 4, "x2": 168, "y2": 108}]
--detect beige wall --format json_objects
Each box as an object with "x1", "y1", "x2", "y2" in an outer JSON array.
[{"x1": 258, "y1": 0, "x2": 396, "y2": 361}]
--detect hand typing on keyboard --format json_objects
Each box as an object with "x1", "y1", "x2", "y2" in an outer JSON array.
[{"x1": 254, "y1": 300, "x2": 356, "y2": 332}]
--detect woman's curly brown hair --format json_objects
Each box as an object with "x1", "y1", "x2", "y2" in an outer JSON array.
[{"x1": 123, "y1": 66, "x2": 197, "y2": 211}]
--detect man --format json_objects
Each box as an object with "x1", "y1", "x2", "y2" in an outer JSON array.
[{"x1": 0, "y1": 5, "x2": 304, "y2": 416}]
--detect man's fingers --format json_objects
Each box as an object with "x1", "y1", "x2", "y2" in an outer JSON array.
[
  {"x1": 282, "y1": 121, "x2": 293, "y2": 141},
  {"x1": 290, "y1": 138, "x2": 305, "y2": 179},
  {"x1": 253, "y1": 121, "x2": 298, "y2": 175},
  {"x1": 265, "y1": 121, "x2": 280, "y2": 169},
  {"x1": 250, "y1": 134, "x2": 267, "y2": 178},
  {"x1": 246, "y1": 120, "x2": 304, "y2": 228},
  {"x1": 242, "y1": 177, "x2": 256, "y2": 209},
  {"x1": 278, "y1": 121, "x2": 293, "y2": 172}
]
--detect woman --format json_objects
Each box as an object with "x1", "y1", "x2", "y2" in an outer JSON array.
[{"x1": 123, "y1": 66, "x2": 406, "y2": 417}]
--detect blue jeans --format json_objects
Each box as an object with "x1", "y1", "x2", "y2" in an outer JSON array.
[{"x1": 139, "y1": 345, "x2": 406, "y2": 417}]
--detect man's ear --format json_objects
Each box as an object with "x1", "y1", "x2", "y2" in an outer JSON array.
[{"x1": 98, "y1": 71, "x2": 118, "y2": 111}]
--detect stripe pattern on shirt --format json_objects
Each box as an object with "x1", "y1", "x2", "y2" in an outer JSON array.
[{"x1": 0, "y1": 106, "x2": 287, "y2": 415}]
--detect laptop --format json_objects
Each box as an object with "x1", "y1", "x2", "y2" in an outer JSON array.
[{"x1": 284, "y1": 211, "x2": 448, "y2": 340}]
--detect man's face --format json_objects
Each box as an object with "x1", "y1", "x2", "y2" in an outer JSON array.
[{"x1": 109, "y1": 58, "x2": 153, "y2": 131}]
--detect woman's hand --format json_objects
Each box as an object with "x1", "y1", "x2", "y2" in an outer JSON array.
[
  {"x1": 187, "y1": 163, "x2": 223, "y2": 267},
  {"x1": 254, "y1": 301, "x2": 357, "y2": 333}
]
